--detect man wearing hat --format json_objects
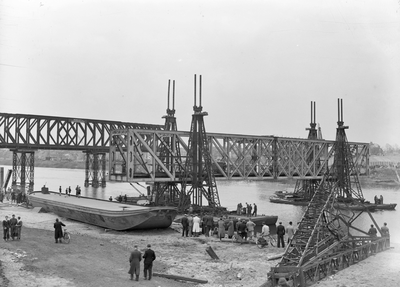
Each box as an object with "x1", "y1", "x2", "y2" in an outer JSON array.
[
  {"x1": 2, "y1": 215, "x2": 10, "y2": 241},
  {"x1": 276, "y1": 222, "x2": 285, "y2": 248},
  {"x1": 9, "y1": 214, "x2": 18, "y2": 240},
  {"x1": 143, "y1": 244, "x2": 156, "y2": 280},
  {"x1": 181, "y1": 214, "x2": 189, "y2": 237},
  {"x1": 128, "y1": 245, "x2": 142, "y2": 281}
]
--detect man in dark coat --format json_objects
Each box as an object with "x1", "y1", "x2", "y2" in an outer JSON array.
[
  {"x1": 237, "y1": 220, "x2": 248, "y2": 243},
  {"x1": 143, "y1": 244, "x2": 156, "y2": 280},
  {"x1": 181, "y1": 214, "x2": 189, "y2": 237},
  {"x1": 9, "y1": 214, "x2": 18, "y2": 240},
  {"x1": 252, "y1": 203, "x2": 257, "y2": 217},
  {"x1": 277, "y1": 222, "x2": 286, "y2": 248},
  {"x1": 54, "y1": 218, "x2": 65, "y2": 243},
  {"x1": 128, "y1": 245, "x2": 142, "y2": 281},
  {"x1": 2, "y1": 215, "x2": 10, "y2": 241}
]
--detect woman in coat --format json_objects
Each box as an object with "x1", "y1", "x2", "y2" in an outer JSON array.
[
  {"x1": 218, "y1": 218, "x2": 226, "y2": 240},
  {"x1": 227, "y1": 219, "x2": 234, "y2": 239},
  {"x1": 192, "y1": 214, "x2": 201, "y2": 237}
]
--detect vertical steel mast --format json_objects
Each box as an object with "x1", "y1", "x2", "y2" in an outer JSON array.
[
  {"x1": 293, "y1": 101, "x2": 322, "y2": 200},
  {"x1": 180, "y1": 74, "x2": 220, "y2": 209},
  {"x1": 153, "y1": 80, "x2": 184, "y2": 206}
]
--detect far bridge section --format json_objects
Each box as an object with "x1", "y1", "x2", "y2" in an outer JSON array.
[
  {"x1": 0, "y1": 112, "x2": 164, "y2": 190},
  {"x1": 109, "y1": 129, "x2": 369, "y2": 182}
]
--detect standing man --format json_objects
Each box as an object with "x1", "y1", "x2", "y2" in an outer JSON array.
[
  {"x1": 68, "y1": 186, "x2": 71, "y2": 196},
  {"x1": 2, "y1": 216, "x2": 10, "y2": 241},
  {"x1": 143, "y1": 244, "x2": 156, "y2": 280},
  {"x1": 59, "y1": 186, "x2": 62, "y2": 196},
  {"x1": 381, "y1": 222, "x2": 390, "y2": 237},
  {"x1": 237, "y1": 220, "x2": 248, "y2": 243},
  {"x1": 181, "y1": 214, "x2": 189, "y2": 237},
  {"x1": 286, "y1": 221, "x2": 295, "y2": 245},
  {"x1": 261, "y1": 222, "x2": 270, "y2": 237},
  {"x1": 16, "y1": 216, "x2": 23, "y2": 240},
  {"x1": 252, "y1": 203, "x2": 257, "y2": 217},
  {"x1": 128, "y1": 245, "x2": 142, "y2": 281},
  {"x1": 367, "y1": 224, "x2": 378, "y2": 239},
  {"x1": 54, "y1": 218, "x2": 65, "y2": 243},
  {"x1": 187, "y1": 214, "x2": 193, "y2": 237},
  {"x1": 217, "y1": 217, "x2": 226, "y2": 241},
  {"x1": 246, "y1": 218, "x2": 256, "y2": 240},
  {"x1": 9, "y1": 214, "x2": 18, "y2": 240},
  {"x1": 205, "y1": 213, "x2": 214, "y2": 237},
  {"x1": 276, "y1": 222, "x2": 286, "y2": 248}
]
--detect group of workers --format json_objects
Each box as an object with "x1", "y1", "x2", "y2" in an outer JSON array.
[
  {"x1": 2, "y1": 214, "x2": 23, "y2": 241},
  {"x1": 236, "y1": 202, "x2": 258, "y2": 217}
]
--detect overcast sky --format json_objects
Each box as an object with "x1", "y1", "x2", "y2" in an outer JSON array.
[{"x1": 1, "y1": 0, "x2": 399, "y2": 147}]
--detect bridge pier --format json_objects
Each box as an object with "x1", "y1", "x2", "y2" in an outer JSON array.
[
  {"x1": 10, "y1": 149, "x2": 35, "y2": 192},
  {"x1": 84, "y1": 151, "x2": 107, "y2": 188}
]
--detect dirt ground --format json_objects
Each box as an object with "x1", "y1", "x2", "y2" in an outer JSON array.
[{"x1": 1, "y1": 202, "x2": 399, "y2": 287}]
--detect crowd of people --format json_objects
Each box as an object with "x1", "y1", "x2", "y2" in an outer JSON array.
[
  {"x1": 0, "y1": 188, "x2": 27, "y2": 205},
  {"x1": 2, "y1": 214, "x2": 23, "y2": 241},
  {"x1": 179, "y1": 212, "x2": 300, "y2": 247}
]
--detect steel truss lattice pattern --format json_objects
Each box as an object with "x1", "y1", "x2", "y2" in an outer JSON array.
[
  {"x1": 11, "y1": 150, "x2": 35, "y2": 192},
  {"x1": 109, "y1": 130, "x2": 369, "y2": 182}
]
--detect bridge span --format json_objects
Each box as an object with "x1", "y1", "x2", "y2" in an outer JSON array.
[
  {"x1": 109, "y1": 129, "x2": 369, "y2": 182},
  {"x1": 0, "y1": 112, "x2": 369, "y2": 190}
]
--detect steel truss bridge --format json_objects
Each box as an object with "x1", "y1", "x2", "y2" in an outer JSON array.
[
  {"x1": 109, "y1": 129, "x2": 369, "y2": 182},
  {"x1": 0, "y1": 112, "x2": 369, "y2": 190},
  {"x1": 0, "y1": 112, "x2": 163, "y2": 189}
]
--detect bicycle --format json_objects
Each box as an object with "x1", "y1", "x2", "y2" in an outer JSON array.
[
  {"x1": 256, "y1": 234, "x2": 276, "y2": 248},
  {"x1": 63, "y1": 228, "x2": 71, "y2": 244}
]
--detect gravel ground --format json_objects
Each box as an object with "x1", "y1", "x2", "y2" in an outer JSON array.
[{"x1": 1, "y1": 202, "x2": 399, "y2": 287}]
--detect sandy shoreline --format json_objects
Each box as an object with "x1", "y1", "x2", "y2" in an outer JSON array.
[{"x1": 1, "y1": 202, "x2": 399, "y2": 287}]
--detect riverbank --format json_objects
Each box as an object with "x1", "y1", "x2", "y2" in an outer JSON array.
[{"x1": 1, "y1": 202, "x2": 399, "y2": 287}]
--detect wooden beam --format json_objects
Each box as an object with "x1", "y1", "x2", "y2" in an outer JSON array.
[{"x1": 153, "y1": 273, "x2": 208, "y2": 284}]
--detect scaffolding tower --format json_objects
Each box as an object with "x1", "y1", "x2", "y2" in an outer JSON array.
[
  {"x1": 292, "y1": 101, "x2": 322, "y2": 200},
  {"x1": 153, "y1": 80, "x2": 184, "y2": 206},
  {"x1": 269, "y1": 99, "x2": 390, "y2": 286},
  {"x1": 180, "y1": 75, "x2": 220, "y2": 210}
]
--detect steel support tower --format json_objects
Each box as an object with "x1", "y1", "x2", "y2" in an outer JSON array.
[
  {"x1": 84, "y1": 151, "x2": 107, "y2": 187},
  {"x1": 180, "y1": 75, "x2": 220, "y2": 210},
  {"x1": 292, "y1": 102, "x2": 323, "y2": 200},
  {"x1": 11, "y1": 149, "x2": 35, "y2": 192},
  {"x1": 269, "y1": 99, "x2": 389, "y2": 287},
  {"x1": 153, "y1": 80, "x2": 184, "y2": 206}
]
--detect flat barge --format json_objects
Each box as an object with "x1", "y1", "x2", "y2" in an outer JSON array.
[{"x1": 28, "y1": 190, "x2": 177, "y2": 231}]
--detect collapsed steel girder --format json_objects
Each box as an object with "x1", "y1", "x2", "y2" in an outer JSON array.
[{"x1": 268, "y1": 99, "x2": 387, "y2": 287}]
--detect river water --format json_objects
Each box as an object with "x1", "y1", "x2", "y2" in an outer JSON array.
[{"x1": 7, "y1": 166, "x2": 400, "y2": 243}]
